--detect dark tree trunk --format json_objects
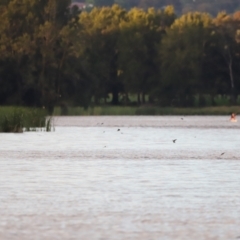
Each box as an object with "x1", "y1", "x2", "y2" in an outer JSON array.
[
  {"x1": 137, "y1": 92, "x2": 141, "y2": 104},
  {"x1": 111, "y1": 87, "x2": 119, "y2": 105},
  {"x1": 142, "y1": 93, "x2": 146, "y2": 104},
  {"x1": 230, "y1": 87, "x2": 237, "y2": 105},
  {"x1": 225, "y1": 49, "x2": 236, "y2": 104},
  {"x1": 125, "y1": 92, "x2": 129, "y2": 104}
]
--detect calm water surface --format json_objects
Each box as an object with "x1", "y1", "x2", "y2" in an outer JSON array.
[{"x1": 0, "y1": 116, "x2": 240, "y2": 240}]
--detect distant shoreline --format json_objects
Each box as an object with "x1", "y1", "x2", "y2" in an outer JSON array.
[
  {"x1": 1, "y1": 106, "x2": 239, "y2": 117},
  {"x1": 52, "y1": 106, "x2": 240, "y2": 116}
]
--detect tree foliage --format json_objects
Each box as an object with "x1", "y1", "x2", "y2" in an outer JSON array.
[{"x1": 1, "y1": 1, "x2": 240, "y2": 109}]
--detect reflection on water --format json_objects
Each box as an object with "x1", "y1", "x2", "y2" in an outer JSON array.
[{"x1": 0, "y1": 116, "x2": 240, "y2": 240}]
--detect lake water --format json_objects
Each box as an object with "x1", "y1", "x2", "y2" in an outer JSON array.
[{"x1": 0, "y1": 116, "x2": 240, "y2": 240}]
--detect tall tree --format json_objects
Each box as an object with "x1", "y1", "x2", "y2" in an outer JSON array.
[
  {"x1": 212, "y1": 11, "x2": 240, "y2": 102},
  {"x1": 118, "y1": 6, "x2": 175, "y2": 104},
  {"x1": 78, "y1": 5, "x2": 127, "y2": 104},
  {"x1": 0, "y1": 0, "x2": 73, "y2": 110},
  {"x1": 159, "y1": 12, "x2": 212, "y2": 106}
]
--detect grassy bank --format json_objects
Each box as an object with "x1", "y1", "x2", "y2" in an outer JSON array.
[
  {"x1": 0, "y1": 107, "x2": 52, "y2": 133},
  {"x1": 53, "y1": 105, "x2": 240, "y2": 116}
]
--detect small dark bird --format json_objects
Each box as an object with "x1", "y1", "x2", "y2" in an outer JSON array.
[
  {"x1": 181, "y1": 118, "x2": 183, "y2": 120},
  {"x1": 173, "y1": 139, "x2": 177, "y2": 143},
  {"x1": 220, "y1": 152, "x2": 225, "y2": 156},
  {"x1": 101, "y1": 123, "x2": 104, "y2": 125},
  {"x1": 117, "y1": 129, "x2": 120, "y2": 131}
]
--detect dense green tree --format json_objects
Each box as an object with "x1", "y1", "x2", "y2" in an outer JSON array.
[
  {"x1": 1, "y1": 1, "x2": 240, "y2": 109},
  {"x1": 78, "y1": 4, "x2": 127, "y2": 104},
  {"x1": 159, "y1": 12, "x2": 212, "y2": 106},
  {"x1": 0, "y1": 0, "x2": 73, "y2": 111},
  {"x1": 211, "y1": 11, "x2": 240, "y2": 102},
  {"x1": 0, "y1": 0, "x2": 36, "y2": 104},
  {"x1": 118, "y1": 6, "x2": 175, "y2": 104}
]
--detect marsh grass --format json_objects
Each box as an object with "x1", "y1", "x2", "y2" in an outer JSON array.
[
  {"x1": 136, "y1": 106, "x2": 240, "y2": 115},
  {"x1": 54, "y1": 106, "x2": 136, "y2": 116},
  {"x1": 0, "y1": 107, "x2": 53, "y2": 133},
  {"x1": 0, "y1": 109, "x2": 24, "y2": 133},
  {"x1": 53, "y1": 105, "x2": 240, "y2": 116}
]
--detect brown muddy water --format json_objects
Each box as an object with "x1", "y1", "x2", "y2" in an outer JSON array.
[{"x1": 0, "y1": 116, "x2": 240, "y2": 240}]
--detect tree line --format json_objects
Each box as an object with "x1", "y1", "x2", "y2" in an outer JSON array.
[
  {"x1": 1, "y1": 0, "x2": 240, "y2": 112},
  {"x1": 82, "y1": 0, "x2": 240, "y2": 15}
]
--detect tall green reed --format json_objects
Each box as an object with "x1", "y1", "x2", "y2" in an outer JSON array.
[{"x1": 0, "y1": 107, "x2": 53, "y2": 133}]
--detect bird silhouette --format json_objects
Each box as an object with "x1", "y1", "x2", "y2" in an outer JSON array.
[
  {"x1": 220, "y1": 152, "x2": 225, "y2": 156},
  {"x1": 117, "y1": 129, "x2": 120, "y2": 131},
  {"x1": 181, "y1": 118, "x2": 183, "y2": 120},
  {"x1": 173, "y1": 139, "x2": 177, "y2": 143}
]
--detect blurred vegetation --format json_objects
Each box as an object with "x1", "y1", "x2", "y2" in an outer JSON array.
[
  {"x1": 0, "y1": 107, "x2": 52, "y2": 132},
  {"x1": 1, "y1": 1, "x2": 240, "y2": 113},
  {"x1": 53, "y1": 105, "x2": 240, "y2": 116},
  {"x1": 84, "y1": 0, "x2": 240, "y2": 16}
]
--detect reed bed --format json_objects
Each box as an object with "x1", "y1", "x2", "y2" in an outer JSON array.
[{"x1": 0, "y1": 107, "x2": 53, "y2": 133}]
